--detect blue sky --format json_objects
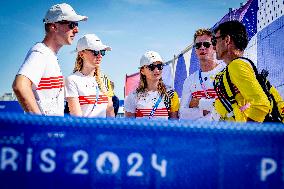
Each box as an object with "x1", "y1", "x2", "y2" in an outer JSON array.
[{"x1": 0, "y1": 0, "x2": 244, "y2": 99}]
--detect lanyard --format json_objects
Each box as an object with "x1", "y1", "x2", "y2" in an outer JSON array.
[
  {"x1": 88, "y1": 86, "x2": 99, "y2": 116},
  {"x1": 199, "y1": 69, "x2": 211, "y2": 99},
  {"x1": 149, "y1": 95, "x2": 163, "y2": 118}
]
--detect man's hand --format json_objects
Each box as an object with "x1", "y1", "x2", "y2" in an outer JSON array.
[
  {"x1": 203, "y1": 110, "x2": 210, "y2": 116},
  {"x1": 189, "y1": 98, "x2": 200, "y2": 108}
]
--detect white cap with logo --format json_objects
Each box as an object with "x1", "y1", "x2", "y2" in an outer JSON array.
[
  {"x1": 76, "y1": 34, "x2": 111, "y2": 52},
  {"x1": 43, "y1": 3, "x2": 88, "y2": 23},
  {"x1": 140, "y1": 51, "x2": 163, "y2": 67}
]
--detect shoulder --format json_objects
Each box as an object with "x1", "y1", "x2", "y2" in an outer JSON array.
[{"x1": 66, "y1": 72, "x2": 81, "y2": 82}]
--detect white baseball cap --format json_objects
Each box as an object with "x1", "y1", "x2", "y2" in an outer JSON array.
[
  {"x1": 140, "y1": 51, "x2": 163, "y2": 67},
  {"x1": 76, "y1": 34, "x2": 111, "y2": 52},
  {"x1": 43, "y1": 3, "x2": 88, "y2": 23}
]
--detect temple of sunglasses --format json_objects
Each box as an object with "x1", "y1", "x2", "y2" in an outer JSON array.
[
  {"x1": 211, "y1": 35, "x2": 224, "y2": 46},
  {"x1": 56, "y1": 21, "x2": 78, "y2": 30},
  {"x1": 88, "y1": 50, "x2": 106, "y2": 56},
  {"x1": 195, "y1": 42, "x2": 212, "y2": 49},
  {"x1": 146, "y1": 64, "x2": 163, "y2": 71}
]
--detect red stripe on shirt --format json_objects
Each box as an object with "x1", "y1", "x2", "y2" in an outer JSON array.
[
  {"x1": 135, "y1": 108, "x2": 168, "y2": 117},
  {"x1": 36, "y1": 76, "x2": 64, "y2": 90},
  {"x1": 79, "y1": 95, "x2": 108, "y2": 105}
]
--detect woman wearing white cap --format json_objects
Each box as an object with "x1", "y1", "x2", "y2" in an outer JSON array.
[
  {"x1": 65, "y1": 34, "x2": 115, "y2": 117},
  {"x1": 124, "y1": 51, "x2": 180, "y2": 119}
]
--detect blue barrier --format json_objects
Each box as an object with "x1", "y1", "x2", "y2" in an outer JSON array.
[{"x1": 0, "y1": 112, "x2": 283, "y2": 189}]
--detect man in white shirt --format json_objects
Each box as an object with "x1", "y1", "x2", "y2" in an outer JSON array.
[
  {"x1": 179, "y1": 29, "x2": 225, "y2": 121},
  {"x1": 12, "y1": 3, "x2": 87, "y2": 116}
]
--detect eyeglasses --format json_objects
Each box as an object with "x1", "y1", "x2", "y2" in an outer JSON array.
[
  {"x1": 57, "y1": 21, "x2": 78, "y2": 30},
  {"x1": 146, "y1": 64, "x2": 163, "y2": 71},
  {"x1": 88, "y1": 50, "x2": 106, "y2": 56},
  {"x1": 194, "y1": 42, "x2": 212, "y2": 49},
  {"x1": 211, "y1": 35, "x2": 225, "y2": 46}
]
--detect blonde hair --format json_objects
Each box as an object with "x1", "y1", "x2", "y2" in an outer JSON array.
[
  {"x1": 73, "y1": 54, "x2": 112, "y2": 97},
  {"x1": 136, "y1": 68, "x2": 168, "y2": 97},
  {"x1": 193, "y1": 28, "x2": 212, "y2": 43},
  {"x1": 73, "y1": 55, "x2": 84, "y2": 73}
]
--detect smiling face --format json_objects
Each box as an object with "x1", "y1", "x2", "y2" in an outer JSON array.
[
  {"x1": 195, "y1": 34, "x2": 215, "y2": 62},
  {"x1": 140, "y1": 61, "x2": 163, "y2": 83}
]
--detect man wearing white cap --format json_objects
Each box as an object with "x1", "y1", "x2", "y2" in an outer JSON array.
[
  {"x1": 65, "y1": 34, "x2": 114, "y2": 117},
  {"x1": 124, "y1": 51, "x2": 179, "y2": 119},
  {"x1": 12, "y1": 3, "x2": 87, "y2": 116}
]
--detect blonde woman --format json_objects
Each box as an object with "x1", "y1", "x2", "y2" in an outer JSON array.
[
  {"x1": 124, "y1": 51, "x2": 179, "y2": 119},
  {"x1": 65, "y1": 34, "x2": 114, "y2": 117}
]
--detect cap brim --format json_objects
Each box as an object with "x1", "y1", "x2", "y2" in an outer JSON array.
[
  {"x1": 64, "y1": 15, "x2": 88, "y2": 22},
  {"x1": 90, "y1": 45, "x2": 112, "y2": 51}
]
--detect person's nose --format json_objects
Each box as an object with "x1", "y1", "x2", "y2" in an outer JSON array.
[{"x1": 73, "y1": 26, "x2": 79, "y2": 33}]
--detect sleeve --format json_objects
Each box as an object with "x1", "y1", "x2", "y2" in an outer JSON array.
[
  {"x1": 179, "y1": 76, "x2": 203, "y2": 120},
  {"x1": 17, "y1": 51, "x2": 46, "y2": 86},
  {"x1": 124, "y1": 92, "x2": 137, "y2": 113},
  {"x1": 65, "y1": 75, "x2": 79, "y2": 98},
  {"x1": 169, "y1": 91, "x2": 179, "y2": 112},
  {"x1": 229, "y1": 60, "x2": 270, "y2": 122},
  {"x1": 105, "y1": 75, "x2": 114, "y2": 97}
]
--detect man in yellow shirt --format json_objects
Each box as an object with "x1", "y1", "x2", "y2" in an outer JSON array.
[{"x1": 211, "y1": 20, "x2": 271, "y2": 122}]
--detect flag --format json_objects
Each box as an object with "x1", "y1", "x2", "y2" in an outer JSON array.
[{"x1": 174, "y1": 54, "x2": 187, "y2": 97}]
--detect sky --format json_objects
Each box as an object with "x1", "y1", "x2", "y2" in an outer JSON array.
[{"x1": 0, "y1": 0, "x2": 244, "y2": 99}]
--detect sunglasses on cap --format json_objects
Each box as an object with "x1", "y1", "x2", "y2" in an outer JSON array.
[
  {"x1": 194, "y1": 41, "x2": 212, "y2": 49},
  {"x1": 146, "y1": 63, "x2": 163, "y2": 71},
  {"x1": 56, "y1": 21, "x2": 78, "y2": 30},
  {"x1": 88, "y1": 50, "x2": 106, "y2": 56}
]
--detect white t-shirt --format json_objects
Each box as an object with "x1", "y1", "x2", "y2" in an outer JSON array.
[
  {"x1": 17, "y1": 43, "x2": 64, "y2": 116},
  {"x1": 124, "y1": 90, "x2": 169, "y2": 120},
  {"x1": 65, "y1": 71, "x2": 109, "y2": 118},
  {"x1": 179, "y1": 63, "x2": 226, "y2": 121}
]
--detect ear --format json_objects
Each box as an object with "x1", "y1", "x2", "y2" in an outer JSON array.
[
  {"x1": 225, "y1": 35, "x2": 231, "y2": 45},
  {"x1": 78, "y1": 51, "x2": 84, "y2": 58},
  {"x1": 140, "y1": 68, "x2": 145, "y2": 76}
]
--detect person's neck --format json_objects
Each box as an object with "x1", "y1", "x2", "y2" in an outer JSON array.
[
  {"x1": 42, "y1": 35, "x2": 62, "y2": 54},
  {"x1": 146, "y1": 80, "x2": 159, "y2": 91},
  {"x1": 224, "y1": 49, "x2": 244, "y2": 65},
  {"x1": 80, "y1": 66, "x2": 98, "y2": 77},
  {"x1": 200, "y1": 59, "x2": 218, "y2": 72}
]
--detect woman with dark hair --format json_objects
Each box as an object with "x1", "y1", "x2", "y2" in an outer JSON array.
[{"x1": 124, "y1": 51, "x2": 179, "y2": 119}]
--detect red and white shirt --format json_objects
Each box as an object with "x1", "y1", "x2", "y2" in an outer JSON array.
[
  {"x1": 17, "y1": 43, "x2": 64, "y2": 116},
  {"x1": 124, "y1": 90, "x2": 169, "y2": 120},
  {"x1": 65, "y1": 71, "x2": 109, "y2": 118},
  {"x1": 179, "y1": 62, "x2": 226, "y2": 121}
]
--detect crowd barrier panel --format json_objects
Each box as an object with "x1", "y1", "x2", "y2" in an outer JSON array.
[{"x1": 0, "y1": 112, "x2": 283, "y2": 189}]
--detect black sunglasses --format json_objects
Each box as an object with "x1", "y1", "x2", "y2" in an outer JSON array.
[
  {"x1": 211, "y1": 35, "x2": 225, "y2": 46},
  {"x1": 195, "y1": 42, "x2": 212, "y2": 49},
  {"x1": 57, "y1": 21, "x2": 78, "y2": 30},
  {"x1": 88, "y1": 50, "x2": 106, "y2": 56},
  {"x1": 146, "y1": 63, "x2": 163, "y2": 71}
]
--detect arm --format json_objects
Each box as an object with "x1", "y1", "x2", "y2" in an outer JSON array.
[
  {"x1": 106, "y1": 97, "x2": 115, "y2": 117},
  {"x1": 229, "y1": 60, "x2": 270, "y2": 122},
  {"x1": 66, "y1": 97, "x2": 83, "y2": 117},
  {"x1": 124, "y1": 92, "x2": 136, "y2": 118},
  {"x1": 179, "y1": 77, "x2": 203, "y2": 119},
  {"x1": 12, "y1": 75, "x2": 41, "y2": 114}
]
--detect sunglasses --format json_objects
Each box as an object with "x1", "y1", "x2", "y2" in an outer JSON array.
[
  {"x1": 211, "y1": 35, "x2": 225, "y2": 46},
  {"x1": 195, "y1": 42, "x2": 212, "y2": 49},
  {"x1": 146, "y1": 63, "x2": 163, "y2": 71},
  {"x1": 57, "y1": 21, "x2": 78, "y2": 30},
  {"x1": 88, "y1": 50, "x2": 106, "y2": 56}
]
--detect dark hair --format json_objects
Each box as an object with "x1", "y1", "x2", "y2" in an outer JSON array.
[
  {"x1": 213, "y1": 20, "x2": 248, "y2": 51},
  {"x1": 44, "y1": 23, "x2": 53, "y2": 33}
]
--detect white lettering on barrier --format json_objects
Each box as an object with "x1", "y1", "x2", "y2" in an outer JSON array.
[
  {"x1": 1, "y1": 147, "x2": 18, "y2": 171},
  {"x1": 26, "y1": 148, "x2": 33, "y2": 172},
  {"x1": 151, "y1": 153, "x2": 167, "y2": 177},
  {"x1": 96, "y1": 151, "x2": 120, "y2": 174},
  {"x1": 40, "y1": 149, "x2": 56, "y2": 173},
  {"x1": 72, "y1": 150, "x2": 89, "y2": 174},
  {"x1": 260, "y1": 158, "x2": 277, "y2": 181},
  {"x1": 0, "y1": 147, "x2": 167, "y2": 177},
  {"x1": 127, "y1": 153, "x2": 143, "y2": 177}
]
